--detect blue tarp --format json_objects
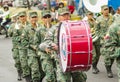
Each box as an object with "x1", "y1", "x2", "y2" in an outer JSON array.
[{"x1": 108, "y1": 0, "x2": 120, "y2": 10}]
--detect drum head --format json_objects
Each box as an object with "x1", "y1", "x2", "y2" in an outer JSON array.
[{"x1": 59, "y1": 23, "x2": 68, "y2": 72}]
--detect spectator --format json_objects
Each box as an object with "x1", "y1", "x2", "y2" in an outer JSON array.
[{"x1": 0, "y1": 5, "x2": 11, "y2": 37}]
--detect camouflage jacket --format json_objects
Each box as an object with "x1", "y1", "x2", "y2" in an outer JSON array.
[
  {"x1": 39, "y1": 23, "x2": 60, "y2": 52},
  {"x1": 34, "y1": 24, "x2": 52, "y2": 50},
  {"x1": 96, "y1": 14, "x2": 114, "y2": 44},
  {"x1": 104, "y1": 22, "x2": 120, "y2": 58},
  {"x1": 87, "y1": 19, "x2": 96, "y2": 36},
  {"x1": 22, "y1": 23, "x2": 41, "y2": 49},
  {"x1": 15, "y1": 21, "x2": 29, "y2": 49},
  {"x1": 8, "y1": 23, "x2": 20, "y2": 49}
]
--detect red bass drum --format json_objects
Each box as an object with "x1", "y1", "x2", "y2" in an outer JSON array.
[{"x1": 59, "y1": 20, "x2": 93, "y2": 72}]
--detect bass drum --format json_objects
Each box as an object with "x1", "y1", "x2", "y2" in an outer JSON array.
[{"x1": 59, "y1": 20, "x2": 93, "y2": 72}]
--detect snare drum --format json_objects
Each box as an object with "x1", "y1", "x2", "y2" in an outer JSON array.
[{"x1": 59, "y1": 20, "x2": 93, "y2": 72}]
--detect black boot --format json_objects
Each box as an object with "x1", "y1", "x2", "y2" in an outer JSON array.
[
  {"x1": 25, "y1": 75, "x2": 31, "y2": 82},
  {"x1": 17, "y1": 70, "x2": 22, "y2": 81},
  {"x1": 105, "y1": 65, "x2": 113, "y2": 78},
  {"x1": 92, "y1": 62, "x2": 99, "y2": 74},
  {"x1": 39, "y1": 74, "x2": 45, "y2": 82},
  {"x1": 33, "y1": 80, "x2": 39, "y2": 82}
]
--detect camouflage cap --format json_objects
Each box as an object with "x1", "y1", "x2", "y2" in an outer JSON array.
[
  {"x1": 41, "y1": 10, "x2": 51, "y2": 17},
  {"x1": 86, "y1": 11, "x2": 93, "y2": 15},
  {"x1": 29, "y1": 11, "x2": 38, "y2": 17},
  {"x1": 101, "y1": 5, "x2": 108, "y2": 10},
  {"x1": 18, "y1": 11, "x2": 26, "y2": 17},
  {"x1": 58, "y1": 7, "x2": 70, "y2": 15}
]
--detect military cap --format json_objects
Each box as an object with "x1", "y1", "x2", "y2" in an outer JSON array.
[
  {"x1": 58, "y1": 7, "x2": 70, "y2": 15},
  {"x1": 86, "y1": 11, "x2": 93, "y2": 15},
  {"x1": 41, "y1": 10, "x2": 51, "y2": 17},
  {"x1": 101, "y1": 5, "x2": 108, "y2": 10},
  {"x1": 18, "y1": 11, "x2": 26, "y2": 17},
  {"x1": 29, "y1": 11, "x2": 38, "y2": 17}
]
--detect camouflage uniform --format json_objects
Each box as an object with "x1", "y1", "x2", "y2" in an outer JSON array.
[
  {"x1": 23, "y1": 12, "x2": 44, "y2": 82},
  {"x1": 86, "y1": 11, "x2": 100, "y2": 74},
  {"x1": 104, "y1": 17, "x2": 120, "y2": 81},
  {"x1": 96, "y1": 5, "x2": 114, "y2": 77},
  {"x1": 40, "y1": 8, "x2": 87, "y2": 82},
  {"x1": 17, "y1": 12, "x2": 30, "y2": 79},
  {"x1": 34, "y1": 10, "x2": 56, "y2": 82},
  {"x1": 8, "y1": 21, "x2": 22, "y2": 80}
]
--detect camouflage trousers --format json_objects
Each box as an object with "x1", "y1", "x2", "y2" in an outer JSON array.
[
  {"x1": 56, "y1": 60, "x2": 87, "y2": 82},
  {"x1": 71, "y1": 71, "x2": 87, "y2": 82},
  {"x1": 101, "y1": 45, "x2": 114, "y2": 66},
  {"x1": 28, "y1": 50, "x2": 44, "y2": 81},
  {"x1": 51, "y1": 51, "x2": 87, "y2": 82},
  {"x1": 116, "y1": 57, "x2": 120, "y2": 81},
  {"x1": 19, "y1": 49, "x2": 30, "y2": 77},
  {"x1": 92, "y1": 40, "x2": 101, "y2": 64},
  {"x1": 40, "y1": 51, "x2": 56, "y2": 82},
  {"x1": 12, "y1": 48, "x2": 22, "y2": 71},
  {"x1": 56, "y1": 61, "x2": 71, "y2": 82}
]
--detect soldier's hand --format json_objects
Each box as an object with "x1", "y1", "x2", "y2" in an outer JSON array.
[
  {"x1": 51, "y1": 43, "x2": 58, "y2": 51},
  {"x1": 45, "y1": 48, "x2": 51, "y2": 54}
]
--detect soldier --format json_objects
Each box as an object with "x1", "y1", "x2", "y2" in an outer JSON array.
[
  {"x1": 96, "y1": 5, "x2": 114, "y2": 78},
  {"x1": 34, "y1": 10, "x2": 56, "y2": 82},
  {"x1": 40, "y1": 7, "x2": 87, "y2": 82},
  {"x1": 86, "y1": 11, "x2": 100, "y2": 74},
  {"x1": 8, "y1": 14, "x2": 22, "y2": 81},
  {"x1": 103, "y1": 17, "x2": 120, "y2": 82},
  {"x1": 23, "y1": 11, "x2": 45, "y2": 82},
  {"x1": 113, "y1": 6, "x2": 120, "y2": 22},
  {"x1": 17, "y1": 11, "x2": 31, "y2": 82}
]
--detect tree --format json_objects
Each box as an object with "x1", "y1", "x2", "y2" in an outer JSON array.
[
  {"x1": 26, "y1": 0, "x2": 31, "y2": 10},
  {"x1": 47, "y1": 0, "x2": 51, "y2": 10}
]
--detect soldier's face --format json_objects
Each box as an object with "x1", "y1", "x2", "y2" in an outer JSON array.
[
  {"x1": 102, "y1": 8, "x2": 109, "y2": 16},
  {"x1": 42, "y1": 15, "x2": 51, "y2": 23},
  {"x1": 59, "y1": 13, "x2": 70, "y2": 21},
  {"x1": 19, "y1": 15, "x2": 27, "y2": 23},
  {"x1": 117, "y1": 8, "x2": 120, "y2": 14},
  {"x1": 29, "y1": 16, "x2": 38, "y2": 24},
  {"x1": 87, "y1": 13, "x2": 93, "y2": 20}
]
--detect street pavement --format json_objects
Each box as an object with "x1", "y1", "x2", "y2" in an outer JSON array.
[{"x1": 0, "y1": 35, "x2": 118, "y2": 82}]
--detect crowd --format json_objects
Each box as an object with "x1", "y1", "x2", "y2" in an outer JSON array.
[{"x1": 0, "y1": 1, "x2": 120, "y2": 82}]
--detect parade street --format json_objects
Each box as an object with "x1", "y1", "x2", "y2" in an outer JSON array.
[{"x1": 0, "y1": 36, "x2": 118, "y2": 82}]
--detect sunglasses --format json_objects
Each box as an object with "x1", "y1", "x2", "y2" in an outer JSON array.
[{"x1": 43, "y1": 15, "x2": 51, "y2": 18}]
